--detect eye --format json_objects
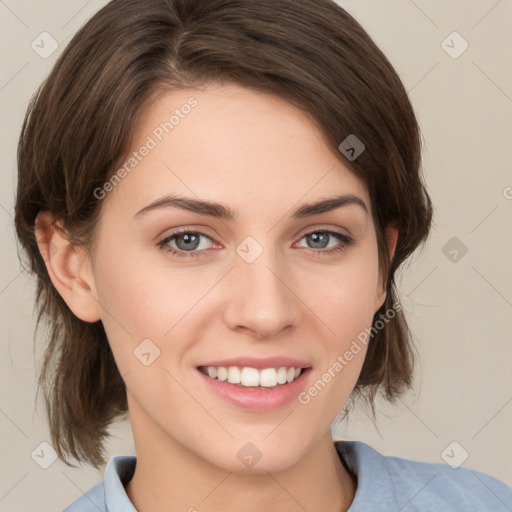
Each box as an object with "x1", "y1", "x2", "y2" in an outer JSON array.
[
  {"x1": 295, "y1": 229, "x2": 354, "y2": 255},
  {"x1": 157, "y1": 229, "x2": 217, "y2": 258}
]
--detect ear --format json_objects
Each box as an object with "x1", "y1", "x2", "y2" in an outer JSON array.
[
  {"x1": 34, "y1": 211, "x2": 101, "y2": 323},
  {"x1": 374, "y1": 223, "x2": 399, "y2": 313}
]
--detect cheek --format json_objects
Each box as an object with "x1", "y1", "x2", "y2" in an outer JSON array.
[
  {"x1": 91, "y1": 247, "x2": 200, "y2": 412},
  {"x1": 305, "y1": 244, "x2": 381, "y2": 338},
  {"x1": 92, "y1": 240, "x2": 218, "y2": 365},
  {"x1": 298, "y1": 241, "x2": 380, "y2": 410},
  {"x1": 297, "y1": 257, "x2": 379, "y2": 413}
]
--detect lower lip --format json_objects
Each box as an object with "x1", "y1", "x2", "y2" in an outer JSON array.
[{"x1": 197, "y1": 368, "x2": 312, "y2": 412}]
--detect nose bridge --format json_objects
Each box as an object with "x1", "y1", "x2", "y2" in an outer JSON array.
[{"x1": 223, "y1": 238, "x2": 301, "y2": 337}]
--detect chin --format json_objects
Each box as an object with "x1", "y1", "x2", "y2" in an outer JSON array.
[{"x1": 203, "y1": 438, "x2": 308, "y2": 475}]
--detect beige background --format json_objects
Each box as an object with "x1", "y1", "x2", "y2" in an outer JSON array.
[{"x1": 1, "y1": 1, "x2": 511, "y2": 510}]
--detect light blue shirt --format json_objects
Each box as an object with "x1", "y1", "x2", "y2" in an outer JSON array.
[{"x1": 63, "y1": 440, "x2": 512, "y2": 511}]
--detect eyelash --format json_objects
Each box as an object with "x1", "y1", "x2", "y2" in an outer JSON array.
[{"x1": 157, "y1": 228, "x2": 355, "y2": 259}]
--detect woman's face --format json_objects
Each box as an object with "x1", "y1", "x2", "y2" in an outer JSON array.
[{"x1": 87, "y1": 83, "x2": 391, "y2": 473}]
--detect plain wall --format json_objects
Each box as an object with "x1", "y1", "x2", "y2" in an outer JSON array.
[{"x1": 1, "y1": 1, "x2": 511, "y2": 510}]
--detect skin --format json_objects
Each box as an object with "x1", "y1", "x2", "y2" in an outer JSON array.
[{"x1": 36, "y1": 83, "x2": 398, "y2": 512}]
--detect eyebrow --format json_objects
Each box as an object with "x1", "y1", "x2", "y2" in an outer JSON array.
[{"x1": 134, "y1": 193, "x2": 368, "y2": 220}]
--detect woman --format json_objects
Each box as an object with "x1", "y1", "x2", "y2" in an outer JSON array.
[{"x1": 14, "y1": 0, "x2": 512, "y2": 510}]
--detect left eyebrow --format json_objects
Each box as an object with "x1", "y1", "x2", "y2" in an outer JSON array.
[
  {"x1": 133, "y1": 193, "x2": 369, "y2": 220},
  {"x1": 292, "y1": 194, "x2": 368, "y2": 218}
]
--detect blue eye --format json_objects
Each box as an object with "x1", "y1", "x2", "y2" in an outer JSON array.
[
  {"x1": 157, "y1": 229, "x2": 215, "y2": 258},
  {"x1": 157, "y1": 228, "x2": 354, "y2": 259},
  {"x1": 297, "y1": 230, "x2": 354, "y2": 253}
]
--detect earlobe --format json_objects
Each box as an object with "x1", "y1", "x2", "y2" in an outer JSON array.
[
  {"x1": 35, "y1": 211, "x2": 101, "y2": 323},
  {"x1": 374, "y1": 223, "x2": 399, "y2": 312}
]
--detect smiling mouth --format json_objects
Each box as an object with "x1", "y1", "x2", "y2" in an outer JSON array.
[{"x1": 198, "y1": 365, "x2": 308, "y2": 388}]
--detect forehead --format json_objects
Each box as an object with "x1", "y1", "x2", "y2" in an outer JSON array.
[{"x1": 102, "y1": 82, "x2": 371, "y2": 221}]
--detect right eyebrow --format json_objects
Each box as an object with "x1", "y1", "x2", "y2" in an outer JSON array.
[{"x1": 134, "y1": 195, "x2": 239, "y2": 220}]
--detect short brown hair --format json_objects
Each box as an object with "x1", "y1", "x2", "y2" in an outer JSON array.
[{"x1": 14, "y1": 0, "x2": 432, "y2": 468}]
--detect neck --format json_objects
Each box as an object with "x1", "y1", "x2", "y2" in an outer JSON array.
[{"x1": 125, "y1": 427, "x2": 355, "y2": 512}]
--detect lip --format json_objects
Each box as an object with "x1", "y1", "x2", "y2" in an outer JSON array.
[
  {"x1": 196, "y1": 366, "x2": 313, "y2": 412},
  {"x1": 197, "y1": 356, "x2": 311, "y2": 370}
]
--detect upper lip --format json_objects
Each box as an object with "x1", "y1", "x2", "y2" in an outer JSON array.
[{"x1": 197, "y1": 357, "x2": 312, "y2": 370}]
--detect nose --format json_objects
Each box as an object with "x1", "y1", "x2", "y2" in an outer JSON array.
[{"x1": 222, "y1": 246, "x2": 302, "y2": 339}]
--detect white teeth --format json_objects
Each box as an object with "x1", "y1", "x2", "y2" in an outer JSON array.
[
  {"x1": 260, "y1": 368, "x2": 277, "y2": 387},
  {"x1": 276, "y1": 367, "x2": 288, "y2": 384},
  {"x1": 227, "y1": 366, "x2": 241, "y2": 384},
  {"x1": 201, "y1": 365, "x2": 305, "y2": 388},
  {"x1": 241, "y1": 367, "x2": 260, "y2": 386},
  {"x1": 217, "y1": 367, "x2": 228, "y2": 381}
]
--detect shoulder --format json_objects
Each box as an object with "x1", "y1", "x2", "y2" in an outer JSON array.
[
  {"x1": 62, "y1": 455, "x2": 137, "y2": 512},
  {"x1": 62, "y1": 481, "x2": 105, "y2": 512},
  {"x1": 335, "y1": 440, "x2": 512, "y2": 511}
]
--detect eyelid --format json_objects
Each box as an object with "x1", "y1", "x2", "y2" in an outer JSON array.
[
  {"x1": 298, "y1": 224, "x2": 353, "y2": 238},
  {"x1": 157, "y1": 225, "x2": 218, "y2": 243}
]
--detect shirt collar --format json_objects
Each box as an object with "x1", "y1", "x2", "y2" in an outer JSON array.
[
  {"x1": 103, "y1": 455, "x2": 137, "y2": 512},
  {"x1": 335, "y1": 440, "x2": 396, "y2": 511}
]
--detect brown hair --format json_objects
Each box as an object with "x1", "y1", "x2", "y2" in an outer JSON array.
[{"x1": 14, "y1": 0, "x2": 432, "y2": 468}]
